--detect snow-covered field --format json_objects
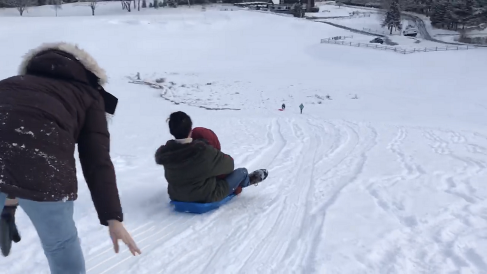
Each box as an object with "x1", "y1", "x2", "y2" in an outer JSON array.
[{"x1": 1, "y1": 2, "x2": 487, "y2": 273}]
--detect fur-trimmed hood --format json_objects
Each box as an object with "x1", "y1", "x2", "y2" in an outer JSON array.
[{"x1": 18, "y1": 42, "x2": 107, "y2": 86}]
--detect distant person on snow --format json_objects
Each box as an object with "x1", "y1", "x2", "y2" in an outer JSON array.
[
  {"x1": 299, "y1": 103, "x2": 304, "y2": 114},
  {"x1": 0, "y1": 42, "x2": 140, "y2": 271},
  {"x1": 155, "y1": 111, "x2": 269, "y2": 203},
  {"x1": 282, "y1": 103, "x2": 286, "y2": 110}
]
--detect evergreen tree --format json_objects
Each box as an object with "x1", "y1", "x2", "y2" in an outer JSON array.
[
  {"x1": 424, "y1": 0, "x2": 433, "y2": 16},
  {"x1": 465, "y1": 0, "x2": 475, "y2": 16},
  {"x1": 443, "y1": 3, "x2": 454, "y2": 28},
  {"x1": 382, "y1": 0, "x2": 402, "y2": 34},
  {"x1": 430, "y1": 1, "x2": 463, "y2": 29},
  {"x1": 444, "y1": 2, "x2": 460, "y2": 29},
  {"x1": 430, "y1": 1, "x2": 447, "y2": 26}
]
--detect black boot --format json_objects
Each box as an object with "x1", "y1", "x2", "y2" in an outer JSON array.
[
  {"x1": 0, "y1": 205, "x2": 21, "y2": 257},
  {"x1": 249, "y1": 169, "x2": 269, "y2": 186}
]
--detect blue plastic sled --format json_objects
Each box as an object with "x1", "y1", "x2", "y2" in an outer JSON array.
[{"x1": 170, "y1": 194, "x2": 237, "y2": 214}]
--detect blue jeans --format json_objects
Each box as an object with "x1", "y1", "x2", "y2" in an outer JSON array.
[
  {"x1": 226, "y1": 168, "x2": 250, "y2": 196},
  {"x1": 0, "y1": 192, "x2": 85, "y2": 274}
]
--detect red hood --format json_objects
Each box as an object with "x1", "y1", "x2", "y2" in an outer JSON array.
[{"x1": 191, "y1": 127, "x2": 221, "y2": 151}]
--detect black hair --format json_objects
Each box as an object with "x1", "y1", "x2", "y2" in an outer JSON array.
[{"x1": 168, "y1": 111, "x2": 192, "y2": 139}]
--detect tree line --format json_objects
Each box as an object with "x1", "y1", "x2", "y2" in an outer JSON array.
[
  {"x1": 0, "y1": 0, "x2": 214, "y2": 16},
  {"x1": 406, "y1": 0, "x2": 486, "y2": 30},
  {"x1": 344, "y1": 0, "x2": 487, "y2": 31}
]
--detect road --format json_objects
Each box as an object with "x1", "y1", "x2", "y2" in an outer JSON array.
[
  {"x1": 314, "y1": 20, "x2": 397, "y2": 45},
  {"x1": 401, "y1": 13, "x2": 464, "y2": 45},
  {"x1": 339, "y1": 3, "x2": 467, "y2": 45}
]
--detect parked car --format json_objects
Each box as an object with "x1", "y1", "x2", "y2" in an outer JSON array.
[
  {"x1": 403, "y1": 26, "x2": 418, "y2": 37},
  {"x1": 370, "y1": 37, "x2": 384, "y2": 44}
]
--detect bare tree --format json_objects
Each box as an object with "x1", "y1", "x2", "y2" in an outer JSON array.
[
  {"x1": 18, "y1": 1, "x2": 27, "y2": 15},
  {"x1": 89, "y1": 0, "x2": 97, "y2": 15},
  {"x1": 17, "y1": 0, "x2": 28, "y2": 15},
  {"x1": 51, "y1": 0, "x2": 61, "y2": 16},
  {"x1": 137, "y1": 0, "x2": 140, "y2": 11},
  {"x1": 0, "y1": 0, "x2": 33, "y2": 16},
  {"x1": 122, "y1": 0, "x2": 131, "y2": 11}
]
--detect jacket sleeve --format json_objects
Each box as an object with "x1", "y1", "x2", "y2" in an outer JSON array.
[
  {"x1": 78, "y1": 98, "x2": 123, "y2": 226},
  {"x1": 205, "y1": 145, "x2": 234, "y2": 178}
]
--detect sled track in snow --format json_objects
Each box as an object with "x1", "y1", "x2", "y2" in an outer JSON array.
[
  {"x1": 85, "y1": 118, "x2": 380, "y2": 274},
  {"x1": 302, "y1": 120, "x2": 378, "y2": 272},
  {"x1": 84, "y1": 119, "x2": 487, "y2": 274}
]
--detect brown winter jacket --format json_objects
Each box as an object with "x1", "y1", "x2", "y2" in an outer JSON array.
[
  {"x1": 0, "y1": 42, "x2": 122, "y2": 225},
  {"x1": 155, "y1": 140, "x2": 234, "y2": 203}
]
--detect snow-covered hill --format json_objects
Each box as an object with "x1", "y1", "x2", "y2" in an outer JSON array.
[{"x1": 1, "y1": 2, "x2": 487, "y2": 273}]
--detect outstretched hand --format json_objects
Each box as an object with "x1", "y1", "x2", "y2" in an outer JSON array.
[{"x1": 108, "y1": 220, "x2": 141, "y2": 256}]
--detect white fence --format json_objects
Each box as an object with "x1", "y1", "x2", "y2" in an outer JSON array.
[
  {"x1": 331, "y1": 13, "x2": 372, "y2": 20},
  {"x1": 320, "y1": 38, "x2": 477, "y2": 54},
  {"x1": 362, "y1": 27, "x2": 390, "y2": 36}
]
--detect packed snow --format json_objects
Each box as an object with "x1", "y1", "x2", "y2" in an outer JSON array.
[{"x1": 1, "y1": 2, "x2": 487, "y2": 274}]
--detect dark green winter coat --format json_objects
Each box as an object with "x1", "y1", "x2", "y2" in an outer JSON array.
[{"x1": 155, "y1": 140, "x2": 234, "y2": 203}]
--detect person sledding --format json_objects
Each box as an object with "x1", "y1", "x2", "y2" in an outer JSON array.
[{"x1": 155, "y1": 111, "x2": 269, "y2": 203}]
